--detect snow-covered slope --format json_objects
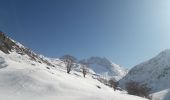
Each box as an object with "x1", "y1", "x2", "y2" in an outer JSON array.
[
  {"x1": 80, "y1": 57, "x2": 127, "y2": 81},
  {"x1": 0, "y1": 32, "x2": 147, "y2": 100},
  {"x1": 151, "y1": 89, "x2": 170, "y2": 100},
  {"x1": 119, "y1": 49, "x2": 170, "y2": 100},
  {"x1": 0, "y1": 51, "x2": 147, "y2": 100}
]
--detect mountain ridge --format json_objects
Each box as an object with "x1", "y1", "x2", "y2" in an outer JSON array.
[
  {"x1": 80, "y1": 56, "x2": 127, "y2": 81},
  {"x1": 0, "y1": 31, "x2": 127, "y2": 81},
  {"x1": 119, "y1": 49, "x2": 170, "y2": 100}
]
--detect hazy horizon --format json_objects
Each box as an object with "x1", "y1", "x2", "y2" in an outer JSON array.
[{"x1": 1, "y1": 0, "x2": 170, "y2": 68}]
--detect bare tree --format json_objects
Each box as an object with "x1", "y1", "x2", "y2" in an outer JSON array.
[
  {"x1": 82, "y1": 65, "x2": 88, "y2": 77},
  {"x1": 60, "y1": 55, "x2": 76, "y2": 74},
  {"x1": 79, "y1": 60, "x2": 89, "y2": 78},
  {"x1": 109, "y1": 79, "x2": 118, "y2": 91}
]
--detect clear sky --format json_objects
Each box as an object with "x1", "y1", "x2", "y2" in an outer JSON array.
[{"x1": 0, "y1": 0, "x2": 170, "y2": 69}]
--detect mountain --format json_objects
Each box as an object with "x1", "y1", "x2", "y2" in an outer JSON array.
[
  {"x1": 0, "y1": 31, "x2": 147, "y2": 100},
  {"x1": 80, "y1": 57, "x2": 127, "y2": 81},
  {"x1": 0, "y1": 31, "x2": 127, "y2": 81},
  {"x1": 119, "y1": 49, "x2": 170, "y2": 100}
]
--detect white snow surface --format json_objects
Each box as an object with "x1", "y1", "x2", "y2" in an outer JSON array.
[{"x1": 0, "y1": 51, "x2": 147, "y2": 100}]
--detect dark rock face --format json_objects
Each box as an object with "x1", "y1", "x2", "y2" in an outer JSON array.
[
  {"x1": 0, "y1": 32, "x2": 16, "y2": 53},
  {"x1": 0, "y1": 31, "x2": 54, "y2": 67}
]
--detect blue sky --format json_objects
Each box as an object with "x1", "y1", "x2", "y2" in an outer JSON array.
[{"x1": 0, "y1": 0, "x2": 170, "y2": 68}]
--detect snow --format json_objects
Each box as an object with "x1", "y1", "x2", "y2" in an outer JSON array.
[
  {"x1": 10, "y1": 38, "x2": 25, "y2": 49},
  {"x1": 151, "y1": 89, "x2": 170, "y2": 100},
  {"x1": 80, "y1": 57, "x2": 127, "y2": 81},
  {"x1": 0, "y1": 51, "x2": 147, "y2": 100},
  {"x1": 119, "y1": 49, "x2": 170, "y2": 100}
]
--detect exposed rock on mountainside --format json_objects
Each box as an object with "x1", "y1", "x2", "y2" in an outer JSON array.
[{"x1": 0, "y1": 31, "x2": 54, "y2": 67}]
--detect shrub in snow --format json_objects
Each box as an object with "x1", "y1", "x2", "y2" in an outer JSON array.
[
  {"x1": 60, "y1": 55, "x2": 76, "y2": 74},
  {"x1": 79, "y1": 60, "x2": 89, "y2": 78},
  {"x1": 126, "y1": 81, "x2": 151, "y2": 98},
  {"x1": 108, "y1": 79, "x2": 119, "y2": 91},
  {"x1": 82, "y1": 65, "x2": 88, "y2": 78}
]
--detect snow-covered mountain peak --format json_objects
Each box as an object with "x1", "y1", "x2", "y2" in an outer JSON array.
[
  {"x1": 85, "y1": 56, "x2": 112, "y2": 66},
  {"x1": 127, "y1": 49, "x2": 170, "y2": 76},
  {"x1": 159, "y1": 49, "x2": 170, "y2": 54},
  {"x1": 156, "y1": 49, "x2": 170, "y2": 59},
  {"x1": 80, "y1": 57, "x2": 127, "y2": 81},
  {"x1": 119, "y1": 49, "x2": 170, "y2": 100}
]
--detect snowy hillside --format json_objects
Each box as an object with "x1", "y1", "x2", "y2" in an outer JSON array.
[
  {"x1": 151, "y1": 89, "x2": 170, "y2": 100},
  {"x1": 80, "y1": 57, "x2": 127, "y2": 81},
  {"x1": 0, "y1": 51, "x2": 148, "y2": 100},
  {"x1": 119, "y1": 49, "x2": 170, "y2": 100},
  {"x1": 0, "y1": 32, "x2": 148, "y2": 100}
]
